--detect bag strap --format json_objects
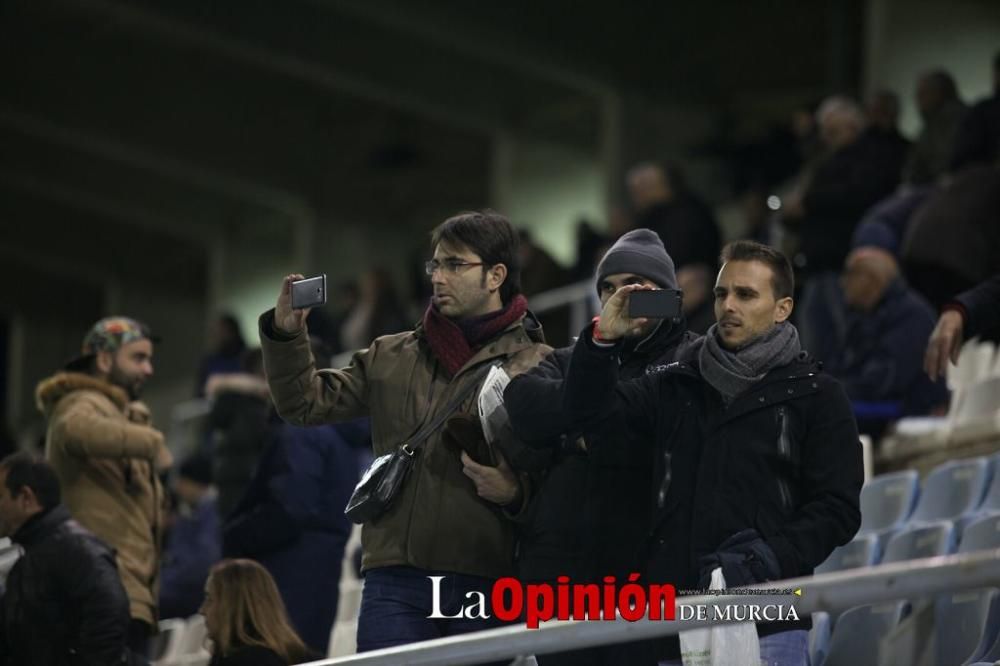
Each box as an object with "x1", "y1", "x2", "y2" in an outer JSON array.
[{"x1": 400, "y1": 360, "x2": 501, "y2": 456}]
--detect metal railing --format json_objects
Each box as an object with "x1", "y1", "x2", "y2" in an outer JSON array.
[{"x1": 302, "y1": 549, "x2": 1000, "y2": 666}]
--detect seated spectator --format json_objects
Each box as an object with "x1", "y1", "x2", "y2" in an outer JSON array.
[
  {"x1": 0, "y1": 452, "x2": 135, "y2": 665},
  {"x1": 906, "y1": 69, "x2": 966, "y2": 184},
  {"x1": 160, "y1": 454, "x2": 221, "y2": 620},
  {"x1": 949, "y1": 50, "x2": 1000, "y2": 173},
  {"x1": 200, "y1": 559, "x2": 315, "y2": 666},
  {"x1": 626, "y1": 161, "x2": 722, "y2": 271},
  {"x1": 865, "y1": 89, "x2": 911, "y2": 175},
  {"x1": 196, "y1": 314, "x2": 247, "y2": 396},
  {"x1": 832, "y1": 247, "x2": 949, "y2": 434},
  {"x1": 222, "y1": 403, "x2": 368, "y2": 653}
]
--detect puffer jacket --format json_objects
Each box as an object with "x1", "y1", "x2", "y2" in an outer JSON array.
[
  {"x1": 259, "y1": 309, "x2": 549, "y2": 579},
  {"x1": 0, "y1": 505, "x2": 134, "y2": 666},
  {"x1": 36, "y1": 372, "x2": 166, "y2": 626}
]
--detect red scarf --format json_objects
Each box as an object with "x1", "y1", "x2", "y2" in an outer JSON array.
[{"x1": 422, "y1": 295, "x2": 528, "y2": 376}]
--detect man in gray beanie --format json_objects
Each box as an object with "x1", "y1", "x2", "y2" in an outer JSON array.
[{"x1": 480, "y1": 228, "x2": 698, "y2": 666}]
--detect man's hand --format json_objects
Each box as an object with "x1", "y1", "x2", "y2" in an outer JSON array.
[
  {"x1": 155, "y1": 442, "x2": 173, "y2": 471},
  {"x1": 274, "y1": 274, "x2": 311, "y2": 335},
  {"x1": 925, "y1": 309, "x2": 965, "y2": 382},
  {"x1": 461, "y1": 451, "x2": 522, "y2": 507},
  {"x1": 595, "y1": 284, "x2": 653, "y2": 341}
]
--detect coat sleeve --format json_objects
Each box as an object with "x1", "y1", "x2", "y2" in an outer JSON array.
[
  {"x1": 507, "y1": 325, "x2": 660, "y2": 445},
  {"x1": 953, "y1": 274, "x2": 1000, "y2": 341},
  {"x1": 51, "y1": 395, "x2": 162, "y2": 460},
  {"x1": 765, "y1": 379, "x2": 864, "y2": 578},
  {"x1": 502, "y1": 347, "x2": 573, "y2": 446},
  {"x1": 259, "y1": 309, "x2": 373, "y2": 426}
]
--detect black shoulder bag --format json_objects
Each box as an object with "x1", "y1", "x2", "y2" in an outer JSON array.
[{"x1": 344, "y1": 361, "x2": 499, "y2": 524}]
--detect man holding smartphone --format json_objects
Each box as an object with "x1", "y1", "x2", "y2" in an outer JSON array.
[
  {"x1": 507, "y1": 241, "x2": 862, "y2": 665},
  {"x1": 258, "y1": 210, "x2": 549, "y2": 652},
  {"x1": 494, "y1": 228, "x2": 697, "y2": 666}
]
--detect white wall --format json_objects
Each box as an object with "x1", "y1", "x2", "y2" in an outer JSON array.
[{"x1": 865, "y1": 0, "x2": 1000, "y2": 137}]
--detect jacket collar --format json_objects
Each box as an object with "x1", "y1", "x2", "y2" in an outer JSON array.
[
  {"x1": 415, "y1": 309, "x2": 546, "y2": 378},
  {"x1": 12, "y1": 504, "x2": 71, "y2": 548},
  {"x1": 35, "y1": 371, "x2": 129, "y2": 416},
  {"x1": 714, "y1": 354, "x2": 823, "y2": 423}
]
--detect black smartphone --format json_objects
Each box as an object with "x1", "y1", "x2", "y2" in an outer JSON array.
[
  {"x1": 628, "y1": 289, "x2": 682, "y2": 319},
  {"x1": 290, "y1": 274, "x2": 327, "y2": 309}
]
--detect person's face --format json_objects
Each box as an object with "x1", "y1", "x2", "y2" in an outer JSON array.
[
  {"x1": 101, "y1": 339, "x2": 154, "y2": 400},
  {"x1": 598, "y1": 273, "x2": 660, "y2": 339},
  {"x1": 0, "y1": 469, "x2": 34, "y2": 538},
  {"x1": 429, "y1": 241, "x2": 504, "y2": 319},
  {"x1": 713, "y1": 260, "x2": 793, "y2": 350},
  {"x1": 819, "y1": 111, "x2": 859, "y2": 150},
  {"x1": 841, "y1": 258, "x2": 879, "y2": 311},
  {"x1": 175, "y1": 478, "x2": 207, "y2": 507}
]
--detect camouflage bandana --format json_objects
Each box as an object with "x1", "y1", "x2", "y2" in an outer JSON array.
[{"x1": 65, "y1": 316, "x2": 157, "y2": 371}]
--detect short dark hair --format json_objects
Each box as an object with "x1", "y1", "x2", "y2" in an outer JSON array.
[
  {"x1": 720, "y1": 241, "x2": 795, "y2": 300},
  {"x1": 430, "y1": 210, "x2": 522, "y2": 304},
  {"x1": 0, "y1": 452, "x2": 61, "y2": 510}
]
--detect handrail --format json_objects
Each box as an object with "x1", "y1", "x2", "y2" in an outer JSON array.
[{"x1": 304, "y1": 549, "x2": 1000, "y2": 665}]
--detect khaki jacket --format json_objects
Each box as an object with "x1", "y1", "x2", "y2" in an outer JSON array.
[
  {"x1": 259, "y1": 309, "x2": 549, "y2": 578},
  {"x1": 36, "y1": 372, "x2": 166, "y2": 626}
]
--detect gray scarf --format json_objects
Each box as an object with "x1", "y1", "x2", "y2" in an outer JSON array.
[{"x1": 698, "y1": 321, "x2": 802, "y2": 404}]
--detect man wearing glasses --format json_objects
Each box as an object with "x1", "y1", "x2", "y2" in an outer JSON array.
[{"x1": 258, "y1": 210, "x2": 549, "y2": 652}]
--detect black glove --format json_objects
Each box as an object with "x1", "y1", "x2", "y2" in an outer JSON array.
[{"x1": 698, "y1": 529, "x2": 781, "y2": 589}]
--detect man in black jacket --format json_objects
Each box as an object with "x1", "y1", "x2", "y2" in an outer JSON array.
[
  {"x1": 498, "y1": 228, "x2": 697, "y2": 665},
  {"x1": 0, "y1": 452, "x2": 136, "y2": 665},
  {"x1": 508, "y1": 241, "x2": 863, "y2": 665}
]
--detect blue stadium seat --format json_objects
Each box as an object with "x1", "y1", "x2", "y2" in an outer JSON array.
[
  {"x1": 859, "y1": 470, "x2": 920, "y2": 533},
  {"x1": 976, "y1": 453, "x2": 1000, "y2": 514},
  {"x1": 815, "y1": 532, "x2": 881, "y2": 575},
  {"x1": 959, "y1": 513, "x2": 1000, "y2": 553},
  {"x1": 824, "y1": 601, "x2": 907, "y2": 666},
  {"x1": 882, "y1": 521, "x2": 957, "y2": 563},
  {"x1": 910, "y1": 458, "x2": 991, "y2": 525},
  {"x1": 810, "y1": 611, "x2": 831, "y2": 666},
  {"x1": 934, "y1": 588, "x2": 1000, "y2": 666}
]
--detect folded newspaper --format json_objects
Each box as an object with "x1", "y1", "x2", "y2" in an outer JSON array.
[{"x1": 478, "y1": 364, "x2": 511, "y2": 443}]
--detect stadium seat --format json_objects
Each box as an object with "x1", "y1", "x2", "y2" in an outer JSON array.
[
  {"x1": 816, "y1": 532, "x2": 881, "y2": 575},
  {"x1": 810, "y1": 611, "x2": 831, "y2": 666},
  {"x1": 859, "y1": 470, "x2": 919, "y2": 533},
  {"x1": 909, "y1": 459, "x2": 991, "y2": 525},
  {"x1": 934, "y1": 588, "x2": 1000, "y2": 666},
  {"x1": 882, "y1": 521, "x2": 957, "y2": 563},
  {"x1": 959, "y1": 513, "x2": 1000, "y2": 553},
  {"x1": 825, "y1": 601, "x2": 908, "y2": 666}
]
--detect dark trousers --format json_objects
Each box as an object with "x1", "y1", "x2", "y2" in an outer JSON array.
[
  {"x1": 128, "y1": 619, "x2": 152, "y2": 664},
  {"x1": 357, "y1": 565, "x2": 503, "y2": 660}
]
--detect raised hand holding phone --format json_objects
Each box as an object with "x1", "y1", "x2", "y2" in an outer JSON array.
[{"x1": 274, "y1": 273, "x2": 311, "y2": 335}]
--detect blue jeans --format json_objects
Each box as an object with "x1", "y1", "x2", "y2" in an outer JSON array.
[
  {"x1": 660, "y1": 629, "x2": 810, "y2": 666},
  {"x1": 356, "y1": 566, "x2": 501, "y2": 653}
]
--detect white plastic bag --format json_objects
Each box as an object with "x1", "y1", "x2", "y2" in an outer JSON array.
[{"x1": 679, "y1": 567, "x2": 761, "y2": 666}]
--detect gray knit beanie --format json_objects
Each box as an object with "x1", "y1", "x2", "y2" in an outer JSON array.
[{"x1": 596, "y1": 228, "x2": 679, "y2": 292}]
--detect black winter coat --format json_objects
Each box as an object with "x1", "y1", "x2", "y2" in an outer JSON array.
[
  {"x1": 504, "y1": 321, "x2": 699, "y2": 584},
  {"x1": 954, "y1": 274, "x2": 1000, "y2": 341},
  {"x1": 0, "y1": 505, "x2": 134, "y2": 666},
  {"x1": 509, "y1": 329, "x2": 863, "y2": 656}
]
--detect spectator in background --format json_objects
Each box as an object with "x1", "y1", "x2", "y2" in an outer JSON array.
[
  {"x1": 518, "y1": 229, "x2": 568, "y2": 297},
  {"x1": 0, "y1": 453, "x2": 136, "y2": 666},
  {"x1": 196, "y1": 315, "x2": 247, "y2": 396},
  {"x1": 902, "y1": 164, "x2": 1000, "y2": 310},
  {"x1": 926, "y1": 274, "x2": 1000, "y2": 382},
  {"x1": 339, "y1": 268, "x2": 409, "y2": 352},
  {"x1": 950, "y1": 50, "x2": 1000, "y2": 173},
  {"x1": 865, "y1": 89, "x2": 911, "y2": 173},
  {"x1": 222, "y1": 400, "x2": 369, "y2": 653},
  {"x1": 36, "y1": 316, "x2": 171, "y2": 658},
  {"x1": 200, "y1": 559, "x2": 315, "y2": 666},
  {"x1": 570, "y1": 219, "x2": 611, "y2": 282},
  {"x1": 159, "y1": 454, "x2": 221, "y2": 620},
  {"x1": 906, "y1": 70, "x2": 967, "y2": 185},
  {"x1": 783, "y1": 96, "x2": 903, "y2": 361},
  {"x1": 204, "y1": 348, "x2": 271, "y2": 520},
  {"x1": 676, "y1": 264, "x2": 716, "y2": 334},
  {"x1": 831, "y1": 246, "x2": 949, "y2": 436},
  {"x1": 626, "y1": 162, "x2": 722, "y2": 271}
]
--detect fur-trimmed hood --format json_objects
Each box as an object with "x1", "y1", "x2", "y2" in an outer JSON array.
[{"x1": 35, "y1": 372, "x2": 130, "y2": 416}]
